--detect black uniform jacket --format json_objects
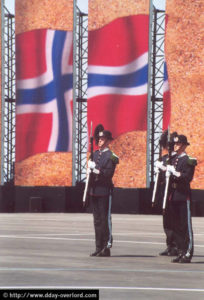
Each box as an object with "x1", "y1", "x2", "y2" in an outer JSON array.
[
  {"x1": 169, "y1": 153, "x2": 197, "y2": 202},
  {"x1": 89, "y1": 148, "x2": 119, "y2": 197}
]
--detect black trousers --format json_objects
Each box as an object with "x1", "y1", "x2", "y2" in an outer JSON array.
[
  {"x1": 91, "y1": 195, "x2": 112, "y2": 251},
  {"x1": 171, "y1": 200, "x2": 194, "y2": 258},
  {"x1": 163, "y1": 201, "x2": 177, "y2": 249}
]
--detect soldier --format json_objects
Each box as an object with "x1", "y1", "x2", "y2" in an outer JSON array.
[
  {"x1": 166, "y1": 134, "x2": 197, "y2": 263},
  {"x1": 154, "y1": 130, "x2": 178, "y2": 256},
  {"x1": 88, "y1": 124, "x2": 119, "y2": 257}
]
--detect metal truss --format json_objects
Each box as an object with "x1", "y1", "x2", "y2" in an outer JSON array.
[
  {"x1": 72, "y1": 3, "x2": 88, "y2": 185},
  {"x1": 148, "y1": 8, "x2": 166, "y2": 185},
  {"x1": 1, "y1": 6, "x2": 15, "y2": 185}
]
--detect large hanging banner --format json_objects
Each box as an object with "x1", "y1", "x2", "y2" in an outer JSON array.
[
  {"x1": 88, "y1": 0, "x2": 149, "y2": 188},
  {"x1": 165, "y1": 0, "x2": 204, "y2": 189},
  {"x1": 15, "y1": 0, "x2": 73, "y2": 186}
]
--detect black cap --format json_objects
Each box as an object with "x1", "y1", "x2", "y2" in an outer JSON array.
[
  {"x1": 94, "y1": 124, "x2": 113, "y2": 144},
  {"x1": 174, "y1": 134, "x2": 190, "y2": 145},
  {"x1": 98, "y1": 130, "x2": 113, "y2": 141}
]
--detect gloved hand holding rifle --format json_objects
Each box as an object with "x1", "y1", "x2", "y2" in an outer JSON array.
[
  {"x1": 83, "y1": 122, "x2": 94, "y2": 208},
  {"x1": 152, "y1": 130, "x2": 168, "y2": 207},
  {"x1": 162, "y1": 128, "x2": 176, "y2": 212}
]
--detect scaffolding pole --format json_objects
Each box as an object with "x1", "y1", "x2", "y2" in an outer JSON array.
[
  {"x1": 1, "y1": 0, "x2": 5, "y2": 185},
  {"x1": 148, "y1": 7, "x2": 166, "y2": 185},
  {"x1": 72, "y1": 1, "x2": 88, "y2": 186},
  {"x1": 1, "y1": 4, "x2": 16, "y2": 185}
]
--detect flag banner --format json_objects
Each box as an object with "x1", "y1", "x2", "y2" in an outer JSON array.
[
  {"x1": 87, "y1": 14, "x2": 149, "y2": 138},
  {"x1": 16, "y1": 29, "x2": 73, "y2": 162},
  {"x1": 163, "y1": 61, "x2": 170, "y2": 130}
]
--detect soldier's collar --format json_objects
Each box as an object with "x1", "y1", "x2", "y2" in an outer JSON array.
[
  {"x1": 100, "y1": 147, "x2": 109, "y2": 153},
  {"x1": 178, "y1": 152, "x2": 187, "y2": 158}
]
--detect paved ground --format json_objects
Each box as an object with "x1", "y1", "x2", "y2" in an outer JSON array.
[{"x1": 0, "y1": 213, "x2": 204, "y2": 299}]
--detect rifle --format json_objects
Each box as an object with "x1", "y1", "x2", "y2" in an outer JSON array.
[
  {"x1": 82, "y1": 122, "x2": 93, "y2": 207},
  {"x1": 162, "y1": 127, "x2": 174, "y2": 211},
  {"x1": 151, "y1": 139, "x2": 162, "y2": 207}
]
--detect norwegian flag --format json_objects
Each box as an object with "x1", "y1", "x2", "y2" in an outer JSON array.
[
  {"x1": 16, "y1": 29, "x2": 73, "y2": 162},
  {"x1": 87, "y1": 15, "x2": 149, "y2": 138},
  {"x1": 163, "y1": 61, "x2": 170, "y2": 130}
]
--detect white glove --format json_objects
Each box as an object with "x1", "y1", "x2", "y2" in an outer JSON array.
[
  {"x1": 92, "y1": 168, "x2": 100, "y2": 175},
  {"x1": 155, "y1": 160, "x2": 167, "y2": 171},
  {"x1": 166, "y1": 165, "x2": 180, "y2": 177},
  {"x1": 88, "y1": 160, "x2": 96, "y2": 169},
  {"x1": 87, "y1": 167, "x2": 100, "y2": 175}
]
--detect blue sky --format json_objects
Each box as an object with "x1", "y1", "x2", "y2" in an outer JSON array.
[{"x1": 5, "y1": 0, "x2": 165, "y2": 14}]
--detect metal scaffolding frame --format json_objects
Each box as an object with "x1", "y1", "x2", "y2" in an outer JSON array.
[
  {"x1": 1, "y1": 5, "x2": 15, "y2": 185},
  {"x1": 1, "y1": 2, "x2": 165, "y2": 188},
  {"x1": 72, "y1": 3, "x2": 88, "y2": 185},
  {"x1": 148, "y1": 8, "x2": 166, "y2": 185}
]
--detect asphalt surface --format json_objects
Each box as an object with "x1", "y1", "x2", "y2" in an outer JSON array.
[{"x1": 0, "y1": 213, "x2": 204, "y2": 299}]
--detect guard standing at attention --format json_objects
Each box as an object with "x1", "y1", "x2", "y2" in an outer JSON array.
[
  {"x1": 88, "y1": 124, "x2": 119, "y2": 257},
  {"x1": 166, "y1": 135, "x2": 197, "y2": 263},
  {"x1": 155, "y1": 130, "x2": 179, "y2": 257}
]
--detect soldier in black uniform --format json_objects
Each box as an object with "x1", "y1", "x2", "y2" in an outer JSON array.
[
  {"x1": 155, "y1": 130, "x2": 178, "y2": 256},
  {"x1": 88, "y1": 124, "x2": 119, "y2": 257},
  {"x1": 166, "y1": 135, "x2": 197, "y2": 263}
]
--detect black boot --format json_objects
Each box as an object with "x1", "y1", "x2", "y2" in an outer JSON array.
[
  {"x1": 159, "y1": 247, "x2": 170, "y2": 256},
  {"x1": 168, "y1": 247, "x2": 179, "y2": 256},
  {"x1": 96, "y1": 247, "x2": 111, "y2": 257},
  {"x1": 90, "y1": 249, "x2": 102, "y2": 257},
  {"x1": 179, "y1": 255, "x2": 191, "y2": 263},
  {"x1": 171, "y1": 252, "x2": 183, "y2": 263}
]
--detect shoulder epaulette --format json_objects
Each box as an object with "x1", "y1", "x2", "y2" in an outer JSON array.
[
  {"x1": 111, "y1": 151, "x2": 119, "y2": 164},
  {"x1": 187, "y1": 156, "x2": 197, "y2": 166}
]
